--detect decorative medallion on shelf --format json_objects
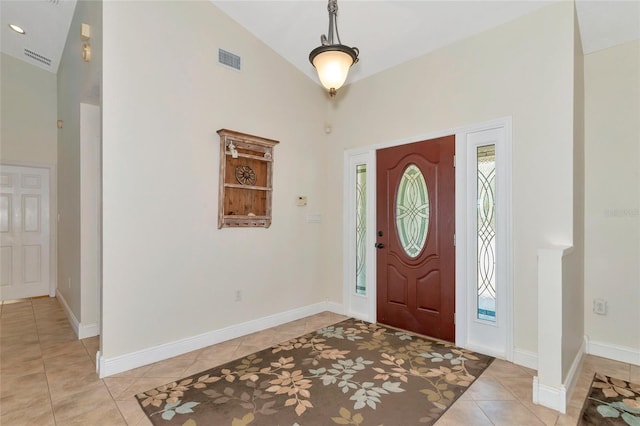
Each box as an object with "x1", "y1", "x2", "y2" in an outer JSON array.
[{"x1": 235, "y1": 165, "x2": 257, "y2": 185}]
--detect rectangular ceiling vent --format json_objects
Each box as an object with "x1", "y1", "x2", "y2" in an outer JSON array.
[
  {"x1": 24, "y1": 49, "x2": 52, "y2": 67},
  {"x1": 218, "y1": 49, "x2": 241, "y2": 71}
]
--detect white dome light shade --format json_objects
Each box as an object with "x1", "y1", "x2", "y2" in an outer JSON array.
[
  {"x1": 309, "y1": 0, "x2": 359, "y2": 97},
  {"x1": 311, "y1": 49, "x2": 355, "y2": 93}
]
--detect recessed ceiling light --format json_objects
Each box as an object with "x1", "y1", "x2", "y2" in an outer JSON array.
[{"x1": 9, "y1": 24, "x2": 26, "y2": 35}]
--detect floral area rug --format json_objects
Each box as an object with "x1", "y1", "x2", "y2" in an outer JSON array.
[
  {"x1": 580, "y1": 373, "x2": 640, "y2": 425},
  {"x1": 136, "y1": 317, "x2": 494, "y2": 425}
]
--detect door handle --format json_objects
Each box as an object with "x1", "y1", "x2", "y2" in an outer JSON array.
[{"x1": 375, "y1": 243, "x2": 385, "y2": 249}]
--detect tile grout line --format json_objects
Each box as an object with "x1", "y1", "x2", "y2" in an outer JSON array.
[
  {"x1": 32, "y1": 299, "x2": 59, "y2": 426},
  {"x1": 493, "y1": 375, "x2": 560, "y2": 426},
  {"x1": 467, "y1": 374, "x2": 506, "y2": 426},
  {"x1": 4, "y1": 301, "x2": 630, "y2": 425},
  {"x1": 473, "y1": 401, "x2": 498, "y2": 426},
  {"x1": 80, "y1": 334, "x2": 130, "y2": 424}
]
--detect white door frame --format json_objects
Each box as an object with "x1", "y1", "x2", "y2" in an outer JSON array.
[
  {"x1": 342, "y1": 117, "x2": 513, "y2": 361},
  {"x1": 456, "y1": 123, "x2": 513, "y2": 361},
  {"x1": 0, "y1": 162, "x2": 57, "y2": 299},
  {"x1": 342, "y1": 150, "x2": 377, "y2": 321}
]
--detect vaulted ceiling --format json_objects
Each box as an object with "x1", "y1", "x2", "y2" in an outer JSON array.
[
  {"x1": 1, "y1": 0, "x2": 639, "y2": 86},
  {"x1": 1, "y1": 0, "x2": 77, "y2": 73}
]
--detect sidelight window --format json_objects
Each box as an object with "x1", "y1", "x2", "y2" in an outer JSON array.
[
  {"x1": 355, "y1": 164, "x2": 367, "y2": 295},
  {"x1": 477, "y1": 145, "x2": 496, "y2": 322}
]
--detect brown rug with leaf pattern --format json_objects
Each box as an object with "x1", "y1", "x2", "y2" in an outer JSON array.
[
  {"x1": 136, "y1": 317, "x2": 494, "y2": 425},
  {"x1": 579, "y1": 373, "x2": 640, "y2": 425}
]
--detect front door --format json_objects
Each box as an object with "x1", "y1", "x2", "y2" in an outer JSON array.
[
  {"x1": 376, "y1": 136, "x2": 455, "y2": 341},
  {"x1": 0, "y1": 165, "x2": 51, "y2": 300}
]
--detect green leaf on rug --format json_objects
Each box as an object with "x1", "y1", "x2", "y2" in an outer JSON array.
[
  {"x1": 382, "y1": 381, "x2": 404, "y2": 393},
  {"x1": 175, "y1": 402, "x2": 200, "y2": 414},
  {"x1": 598, "y1": 404, "x2": 621, "y2": 418},
  {"x1": 622, "y1": 412, "x2": 640, "y2": 426},
  {"x1": 620, "y1": 400, "x2": 640, "y2": 414},
  {"x1": 135, "y1": 317, "x2": 495, "y2": 426},
  {"x1": 162, "y1": 410, "x2": 176, "y2": 421},
  {"x1": 612, "y1": 401, "x2": 640, "y2": 415},
  {"x1": 159, "y1": 401, "x2": 201, "y2": 421}
]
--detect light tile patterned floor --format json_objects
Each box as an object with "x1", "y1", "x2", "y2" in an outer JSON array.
[{"x1": 1, "y1": 297, "x2": 637, "y2": 425}]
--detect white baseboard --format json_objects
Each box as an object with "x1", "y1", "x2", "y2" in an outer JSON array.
[
  {"x1": 513, "y1": 348, "x2": 538, "y2": 371},
  {"x1": 78, "y1": 322, "x2": 100, "y2": 339},
  {"x1": 565, "y1": 339, "x2": 586, "y2": 400},
  {"x1": 463, "y1": 342, "x2": 507, "y2": 360},
  {"x1": 99, "y1": 301, "x2": 344, "y2": 378},
  {"x1": 532, "y1": 376, "x2": 567, "y2": 414},
  {"x1": 326, "y1": 301, "x2": 345, "y2": 315},
  {"x1": 56, "y1": 291, "x2": 100, "y2": 339},
  {"x1": 531, "y1": 340, "x2": 585, "y2": 414},
  {"x1": 586, "y1": 336, "x2": 640, "y2": 366},
  {"x1": 56, "y1": 291, "x2": 80, "y2": 338}
]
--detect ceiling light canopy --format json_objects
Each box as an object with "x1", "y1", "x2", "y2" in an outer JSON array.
[
  {"x1": 9, "y1": 24, "x2": 26, "y2": 35},
  {"x1": 309, "y1": 0, "x2": 359, "y2": 97}
]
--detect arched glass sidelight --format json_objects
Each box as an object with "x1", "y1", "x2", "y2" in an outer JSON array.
[{"x1": 395, "y1": 164, "x2": 429, "y2": 258}]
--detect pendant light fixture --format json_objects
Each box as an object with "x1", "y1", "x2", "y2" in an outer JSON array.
[{"x1": 309, "y1": 0, "x2": 359, "y2": 97}]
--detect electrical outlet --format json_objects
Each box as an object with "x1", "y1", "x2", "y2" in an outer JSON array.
[
  {"x1": 593, "y1": 298, "x2": 607, "y2": 315},
  {"x1": 68, "y1": 278, "x2": 71, "y2": 289},
  {"x1": 235, "y1": 290, "x2": 242, "y2": 302}
]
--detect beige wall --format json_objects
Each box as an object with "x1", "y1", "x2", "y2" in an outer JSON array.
[
  {"x1": 100, "y1": 0, "x2": 637, "y2": 366},
  {"x1": 102, "y1": 1, "x2": 328, "y2": 358},
  {"x1": 324, "y1": 2, "x2": 577, "y2": 355},
  {"x1": 584, "y1": 40, "x2": 640, "y2": 352},
  {"x1": 562, "y1": 7, "x2": 585, "y2": 380},
  {"x1": 57, "y1": 0, "x2": 102, "y2": 328},
  {"x1": 1, "y1": 53, "x2": 57, "y2": 165}
]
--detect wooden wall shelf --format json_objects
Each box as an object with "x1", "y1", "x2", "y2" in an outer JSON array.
[{"x1": 217, "y1": 129, "x2": 279, "y2": 228}]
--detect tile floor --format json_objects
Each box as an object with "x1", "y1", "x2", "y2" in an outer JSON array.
[{"x1": 1, "y1": 297, "x2": 638, "y2": 425}]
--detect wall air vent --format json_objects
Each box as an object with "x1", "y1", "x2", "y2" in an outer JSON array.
[
  {"x1": 24, "y1": 49, "x2": 52, "y2": 66},
  {"x1": 48, "y1": 0, "x2": 60, "y2": 4},
  {"x1": 218, "y1": 49, "x2": 241, "y2": 71}
]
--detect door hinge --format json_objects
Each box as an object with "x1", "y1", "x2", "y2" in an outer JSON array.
[
  {"x1": 453, "y1": 154, "x2": 456, "y2": 168},
  {"x1": 454, "y1": 313, "x2": 456, "y2": 325},
  {"x1": 453, "y1": 233, "x2": 456, "y2": 246}
]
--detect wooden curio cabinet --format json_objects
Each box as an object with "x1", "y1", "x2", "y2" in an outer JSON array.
[{"x1": 217, "y1": 129, "x2": 279, "y2": 228}]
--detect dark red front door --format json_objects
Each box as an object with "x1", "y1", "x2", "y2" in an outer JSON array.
[{"x1": 376, "y1": 135, "x2": 455, "y2": 342}]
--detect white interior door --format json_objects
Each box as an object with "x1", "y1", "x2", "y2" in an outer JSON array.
[{"x1": 0, "y1": 165, "x2": 51, "y2": 300}]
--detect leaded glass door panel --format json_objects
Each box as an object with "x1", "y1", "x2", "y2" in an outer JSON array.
[{"x1": 376, "y1": 135, "x2": 455, "y2": 342}]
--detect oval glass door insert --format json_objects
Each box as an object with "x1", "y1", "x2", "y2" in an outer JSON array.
[{"x1": 395, "y1": 164, "x2": 429, "y2": 258}]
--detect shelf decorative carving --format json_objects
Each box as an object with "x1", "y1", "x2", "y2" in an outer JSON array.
[
  {"x1": 235, "y1": 165, "x2": 257, "y2": 186},
  {"x1": 217, "y1": 129, "x2": 279, "y2": 228}
]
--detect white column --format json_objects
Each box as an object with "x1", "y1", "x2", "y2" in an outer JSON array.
[{"x1": 533, "y1": 245, "x2": 573, "y2": 413}]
